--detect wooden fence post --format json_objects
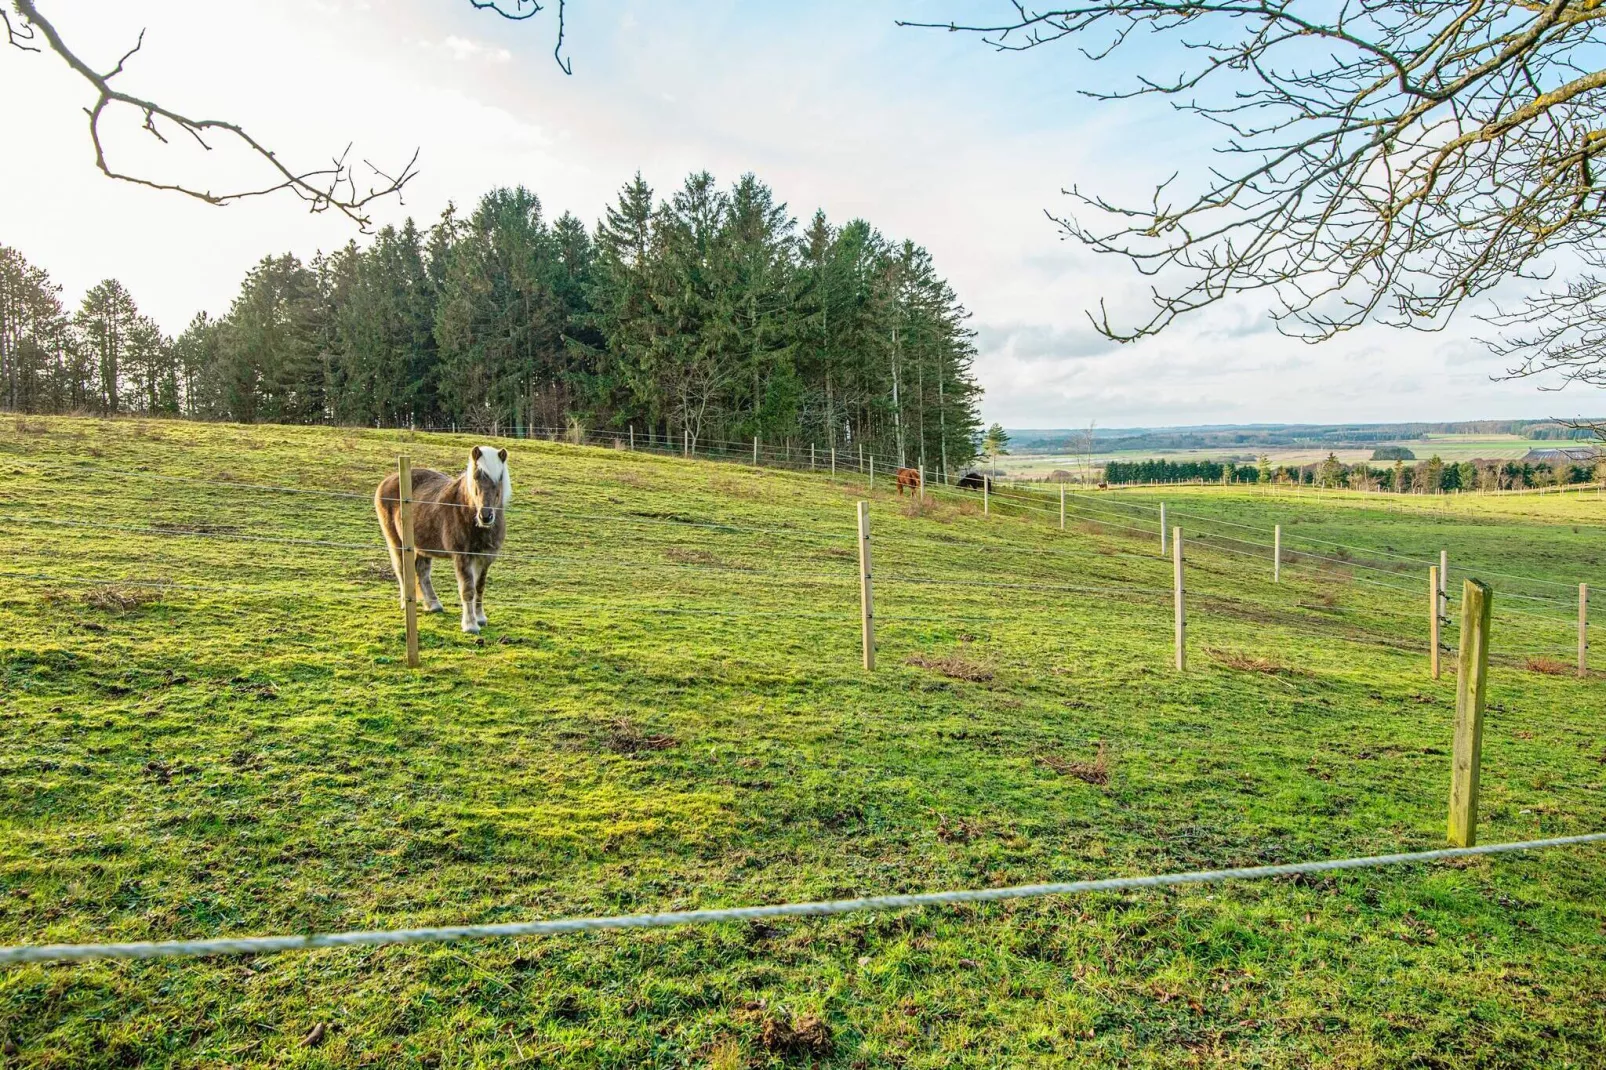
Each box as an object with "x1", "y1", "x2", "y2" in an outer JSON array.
[
  {"x1": 857, "y1": 501, "x2": 875, "y2": 671},
  {"x1": 1274, "y1": 524, "x2": 1282, "y2": 584},
  {"x1": 811, "y1": 444, "x2": 816, "y2": 471},
  {"x1": 398, "y1": 457, "x2": 420, "y2": 669},
  {"x1": 629, "y1": 426, "x2": 634, "y2": 451},
  {"x1": 869, "y1": 454, "x2": 875, "y2": 488},
  {"x1": 1448, "y1": 579, "x2": 1492, "y2": 847},
  {"x1": 1160, "y1": 503, "x2": 1167, "y2": 556},
  {"x1": 831, "y1": 447, "x2": 836, "y2": 477},
  {"x1": 1060, "y1": 483, "x2": 1065, "y2": 530},
  {"x1": 1581, "y1": 583, "x2": 1590, "y2": 678},
  {"x1": 983, "y1": 476, "x2": 989, "y2": 515},
  {"x1": 753, "y1": 436, "x2": 759, "y2": 465},
  {"x1": 1173, "y1": 527, "x2": 1186, "y2": 671},
  {"x1": 1429, "y1": 565, "x2": 1441, "y2": 680},
  {"x1": 683, "y1": 428, "x2": 689, "y2": 457},
  {"x1": 1439, "y1": 550, "x2": 1449, "y2": 635}
]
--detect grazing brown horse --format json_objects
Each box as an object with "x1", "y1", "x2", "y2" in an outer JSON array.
[
  {"x1": 375, "y1": 446, "x2": 511, "y2": 634},
  {"x1": 895, "y1": 467, "x2": 922, "y2": 495}
]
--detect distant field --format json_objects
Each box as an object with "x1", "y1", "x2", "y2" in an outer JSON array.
[
  {"x1": 1005, "y1": 433, "x2": 1543, "y2": 477},
  {"x1": 3, "y1": 417, "x2": 1605, "y2": 1068}
]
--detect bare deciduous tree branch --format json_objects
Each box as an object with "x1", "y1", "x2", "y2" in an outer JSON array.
[
  {"x1": 6, "y1": 0, "x2": 574, "y2": 229},
  {"x1": 905, "y1": 2, "x2": 1606, "y2": 350}
]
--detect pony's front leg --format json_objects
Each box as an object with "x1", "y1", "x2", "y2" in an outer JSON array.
[
  {"x1": 474, "y1": 561, "x2": 490, "y2": 628},
  {"x1": 454, "y1": 555, "x2": 481, "y2": 634},
  {"x1": 416, "y1": 556, "x2": 444, "y2": 613}
]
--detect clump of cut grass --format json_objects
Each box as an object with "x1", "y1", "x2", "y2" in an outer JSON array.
[
  {"x1": 664, "y1": 547, "x2": 744, "y2": 569},
  {"x1": 1038, "y1": 742, "x2": 1109, "y2": 785},
  {"x1": 12, "y1": 417, "x2": 47, "y2": 434},
  {"x1": 151, "y1": 521, "x2": 242, "y2": 536},
  {"x1": 1525, "y1": 656, "x2": 1571, "y2": 676},
  {"x1": 1208, "y1": 647, "x2": 1298, "y2": 675},
  {"x1": 80, "y1": 584, "x2": 159, "y2": 613},
  {"x1": 905, "y1": 651, "x2": 994, "y2": 682},
  {"x1": 604, "y1": 717, "x2": 678, "y2": 755},
  {"x1": 352, "y1": 559, "x2": 396, "y2": 582}
]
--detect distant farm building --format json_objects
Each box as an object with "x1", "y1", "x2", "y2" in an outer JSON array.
[{"x1": 1521, "y1": 446, "x2": 1600, "y2": 464}]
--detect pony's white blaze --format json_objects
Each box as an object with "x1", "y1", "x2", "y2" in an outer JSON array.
[{"x1": 468, "y1": 446, "x2": 512, "y2": 506}]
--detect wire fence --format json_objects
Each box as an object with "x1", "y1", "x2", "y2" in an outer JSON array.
[
  {"x1": 2, "y1": 430, "x2": 1596, "y2": 678},
  {"x1": 3, "y1": 831, "x2": 1601, "y2": 967}
]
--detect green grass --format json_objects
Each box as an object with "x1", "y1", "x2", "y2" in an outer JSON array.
[{"x1": 2, "y1": 415, "x2": 1605, "y2": 1068}]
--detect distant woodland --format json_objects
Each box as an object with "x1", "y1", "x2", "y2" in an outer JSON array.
[
  {"x1": 1102, "y1": 454, "x2": 1605, "y2": 491},
  {"x1": 0, "y1": 172, "x2": 984, "y2": 475}
]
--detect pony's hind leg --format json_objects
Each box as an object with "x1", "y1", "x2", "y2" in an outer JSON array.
[
  {"x1": 416, "y1": 556, "x2": 444, "y2": 612},
  {"x1": 453, "y1": 555, "x2": 480, "y2": 634},
  {"x1": 474, "y1": 564, "x2": 490, "y2": 627}
]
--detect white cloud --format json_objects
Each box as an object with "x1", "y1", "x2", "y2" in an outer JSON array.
[{"x1": 433, "y1": 35, "x2": 512, "y2": 63}]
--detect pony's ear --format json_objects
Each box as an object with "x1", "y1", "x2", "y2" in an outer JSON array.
[
  {"x1": 471, "y1": 445, "x2": 482, "y2": 461},
  {"x1": 497, "y1": 448, "x2": 507, "y2": 463}
]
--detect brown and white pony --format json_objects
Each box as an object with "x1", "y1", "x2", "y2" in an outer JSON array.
[{"x1": 375, "y1": 446, "x2": 511, "y2": 634}]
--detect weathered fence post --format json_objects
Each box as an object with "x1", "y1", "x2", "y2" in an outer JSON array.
[
  {"x1": 869, "y1": 454, "x2": 875, "y2": 489},
  {"x1": 753, "y1": 436, "x2": 759, "y2": 465},
  {"x1": 1429, "y1": 565, "x2": 1441, "y2": 680},
  {"x1": 629, "y1": 426, "x2": 634, "y2": 451},
  {"x1": 983, "y1": 476, "x2": 989, "y2": 515},
  {"x1": 919, "y1": 466, "x2": 926, "y2": 501},
  {"x1": 1173, "y1": 527, "x2": 1186, "y2": 671},
  {"x1": 1273, "y1": 524, "x2": 1282, "y2": 584},
  {"x1": 398, "y1": 456, "x2": 420, "y2": 669},
  {"x1": 831, "y1": 447, "x2": 836, "y2": 477},
  {"x1": 811, "y1": 444, "x2": 816, "y2": 471},
  {"x1": 1439, "y1": 551, "x2": 1449, "y2": 644},
  {"x1": 683, "y1": 428, "x2": 689, "y2": 458},
  {"x1": 1581, "y1": 583, "x2": 1590, "y2": 678},
  {"x1": 1448, "y1": 579, "x2": 1492, "y2": 847},
  {"x1": 1060, "y1": 483, "x2": 1066, "y2": 530},
  {"x1": 1160, "y1": 503, "x2": 1167, "y2": 556},
  {"x1": 857, "y1": 501, "x2": 875, "y2": 671}
]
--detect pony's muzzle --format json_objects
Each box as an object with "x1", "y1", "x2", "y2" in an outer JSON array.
[{"x1": 477, "y1": 508, "x2": 496, "y2": 527}]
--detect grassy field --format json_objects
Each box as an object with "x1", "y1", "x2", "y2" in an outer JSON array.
[{"x1": 2, "y1": 415, "x2": 1605, "y2": 1069}]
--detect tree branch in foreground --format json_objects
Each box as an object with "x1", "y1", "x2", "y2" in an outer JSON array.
[
  {"x1": 906, "y1": 3, "x2": 1606, "y2": 344},
  {"x1": 7, "y1": 0, "x2": 573, "y2": 229}
]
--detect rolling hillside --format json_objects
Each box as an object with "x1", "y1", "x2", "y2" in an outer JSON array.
[{"x1": 2, "y1": 416, "x2": 1605, "y2": 1068}]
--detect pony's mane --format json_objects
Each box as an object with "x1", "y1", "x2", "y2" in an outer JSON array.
[{"x1": 466, "y1": 447, "x2": 512, "y2": 506}]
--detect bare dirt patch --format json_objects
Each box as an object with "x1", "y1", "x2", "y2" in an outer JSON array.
[
  {"x1": 905, "y1": 652, "x2": 994, "y2": 682},
  {"x1": 758, "y1": 1014, "x2": 832, "y2": 1057}
]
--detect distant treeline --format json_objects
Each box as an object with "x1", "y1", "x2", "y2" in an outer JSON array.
[
  {"x1": 1103, "y1": 454, "x2": 1604, "y2": 490},
  {"x1": 0, "y1": 171, "x2": 984, "y2": 473}
]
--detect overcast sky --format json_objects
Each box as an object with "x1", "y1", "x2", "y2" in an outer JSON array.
[{"x1": 2, "y1": 0, "x2": 1597, "y2": 428}]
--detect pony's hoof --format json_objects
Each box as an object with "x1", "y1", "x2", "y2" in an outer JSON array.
[
  {"x1": 425, "y1": 602, "x2": 444, "y2": 613},
  {"x1": 462, "y1": 622, "x2": 480, "y2": 635}
]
